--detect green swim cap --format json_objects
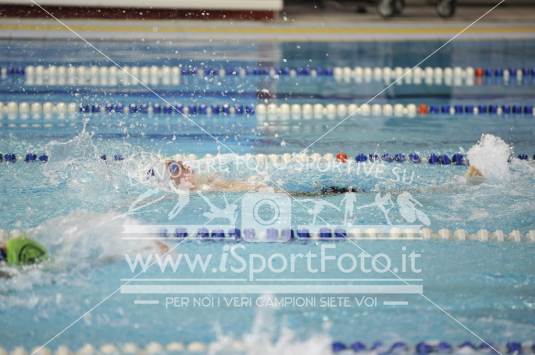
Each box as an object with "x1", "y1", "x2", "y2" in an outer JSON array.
[{"x1": 6, "y1": 236, "x2": 48, "y2": 266}]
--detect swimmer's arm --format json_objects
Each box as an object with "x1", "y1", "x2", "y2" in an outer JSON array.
[
  {"x1": 466, "y1": 165, "x2": 483, "y2": 177},
  {"x1": 215, "y1": 179, "x2": 271, "y2": 192},
  {"x1": 155, "y1": 241, "x2": 169, "y2": 255},
  {"x1": 138, "y1": 241, "x2": 169, "y2": 255}
]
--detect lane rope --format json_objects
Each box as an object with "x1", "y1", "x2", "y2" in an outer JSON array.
[
  {"x1": 4, "y1": 340, "x2": 534, "y2": 354},
  {"x1": 3, "y1": 151, "x2": 534, "y2": 164},
  {"x1": 125, "y1": 226, "x2": 535, "y2": 242},
  {"x1": 2, "y1": 226, "x2": 528, "y2": 243},
  {"x1": 2, "y1": 65, "x2": 535, "y2": 87},
  {"x1": 255, "y1": 102, "x2": 535, "y2": 119},
  {"x1": 1, "y1": 101, "x2": 534, "y2": 120}
]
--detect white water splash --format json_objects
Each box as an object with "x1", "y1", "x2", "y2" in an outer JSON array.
[
  {"x1": 467, "y1": 134, "x2": 513, "y2": 181},
  {"x1": 33, "y1": 211, "x2": 159, "y2": 266},
  {"x1": 207, "y1": 298, "x2": 333, "y2": 355},
  {"x1": 0, "y1": 211, "x2": 160, "y2": 295},
  {"x1": 42, "y1": 129, "x2": 99, "y2": 184}
]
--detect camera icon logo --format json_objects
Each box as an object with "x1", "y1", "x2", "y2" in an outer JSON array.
[{"x1": 241, "y1": 192, "x2": 292, "y2": 242}]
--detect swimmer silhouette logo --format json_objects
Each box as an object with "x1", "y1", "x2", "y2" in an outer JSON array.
[
  {"x1": 198, "y1": 191, "x2": 238, "y2": 225},
  {"x1": 356, "y1": 193, "x2": 395, "y2": 225},
  {"x1": 297, "y1": 191, "x2": 429, "y2": 228},
  {"x1": 397, "y1": 192, "x2": 430, "y2": 226},
  {"x1": 349, "y1": 192, "x2": 430, "y2": 226},
  {"x1": 341, "y1": 189, "x2": 357, "y2": 225},
  {"x1": 302, "y1": 199, "x2": 340, "y2": 224}
]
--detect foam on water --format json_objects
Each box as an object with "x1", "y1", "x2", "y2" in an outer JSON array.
[
  {"x1": 33, "y1": 211, "x2": 160, "y2": 264},
  {"x1": 0, "y1": 211, "x2": 160, "y2": 295},
  {"x1": 466, "y1": 134, "x2": 514, "y2": 181},
  {"x1": 208, "y1": 299, "x2": 333, "y2": 355},
  {"x1": 42, "y1": 129, "x2": 100, "y2": 184},
  {"x1": 427, "y1": 134, "x2": 535, "y2": 231}
]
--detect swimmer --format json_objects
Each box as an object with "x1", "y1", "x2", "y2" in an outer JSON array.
[
  {"x1": 0, "y1": 234, "x2": 48, "y2": 267},
  {"x1": 150, "y1": 159, "x2": 270, "y2": 192},
  {"x1": 0, "y1": 233, "x2": 168, "y2": 270},
  {"x1": 466, "y1": 165, "x2": 483, "y2": 177},
  {"x1": 465, "y1": 164, "x2": 485, "y2": 184},
  {"x1": 164, "y1": 159, "x2": 192, "y2": 187}
]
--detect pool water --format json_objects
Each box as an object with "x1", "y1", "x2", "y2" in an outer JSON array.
[{"x1": 0, "y1": 39, "x2": 534, "y2": 353}]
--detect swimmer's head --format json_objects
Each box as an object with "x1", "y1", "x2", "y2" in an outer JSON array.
[{"x1": 165, "y1": 160, "x2": 192, "y2": 182}]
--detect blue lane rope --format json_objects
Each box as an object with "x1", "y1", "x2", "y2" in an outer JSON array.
[
  {"x1": 2, "y1": 101, "x2": 535, "y2": 118},
  {"x1": 331, "y1": 340, "x2": 534, "y2": 354},
  {"x1": 4, "y1": 65, "x2": 335, "y2": 77},
  {"x1": 2, "y1": 152, "x2": 534, "y2": 164},
  {"x1": 2, "y1": 101, "x2": 535, "y2": 117},
  {"x1": 5, "y1": 65, "x2": 535, "y2": 78},
  {"x1": 125, "y1": 226, "x2": 534, "y2": 242},
  {"x1": 76, "y1": 102, "x2": 534, "y2": 116},
  {"x1": 1, "y1": 340, "x2": 533, "y2": 354},
  {"x1": 77, "y1": 103, "x2": 256, "y2": 115}
]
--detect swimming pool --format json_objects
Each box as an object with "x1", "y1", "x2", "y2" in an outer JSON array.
[{"x1": 0, "y1": 38, "x2": 534, "y2": 354}]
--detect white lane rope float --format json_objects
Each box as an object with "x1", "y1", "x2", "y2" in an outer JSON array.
[
  {"x1": 1, "y1": 101, "x2": 534, "y2": 121},
  {"x1": 122, "y1": 226, "x2": 535, "y2": 243},
  {"x1": 3, "y1": 339, "x2": 534, "y2": 355},
  {"x1": 3, "y1": 151, "x2": 534, "y2": 164},
  {"x1": 3, "y1": 65, "x2": 534, "y2": 87}
]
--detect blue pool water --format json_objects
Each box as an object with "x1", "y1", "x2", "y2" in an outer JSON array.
[{"x1": 0, "y1": 38, "x2": 534, "y2": 353}]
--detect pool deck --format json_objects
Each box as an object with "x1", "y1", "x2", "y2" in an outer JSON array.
[{"x1": 0, "y1": 3, "x2": 535, "y2": 41}]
